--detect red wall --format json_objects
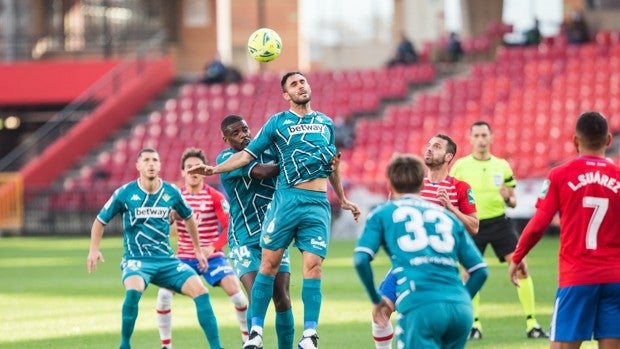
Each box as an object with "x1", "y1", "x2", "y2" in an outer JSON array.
[
  {"x1": 0, "y1": 60, "x2": 119, "y2": 105},
  {"x1": 20, "y1": 58, "x2": 174, "y2": 188}
]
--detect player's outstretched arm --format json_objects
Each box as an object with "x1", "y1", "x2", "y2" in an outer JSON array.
[
  {"x1": 187, "y1": 164, "x2": 215, "y2": 176},
  {"x1": 329, "y1": 152, "x2": 342, "y2": 171},
  {"x1": 87, "y1": 219, "x2": 106, "y2": 273},
  {"x1": 250, "y1": 163, "x2": 279, "y2": 179},
  {"x1": 465, "y1": 264, "x2": 488, "y2": 297},
  {"x1": 353, "y1": 251, "x2": 382, "y2": 304},
  {"x1": 328, "y1": 161, "x2": 361, "y2": 221}
]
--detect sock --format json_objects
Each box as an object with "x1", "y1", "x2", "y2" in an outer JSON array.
[
  {"x1": 156, "y1": 288, "x2": 174, "y2": 348},
  {"x1": 246, "y1": 302, "x2": 252, "y2": 337},
  {"x1": 372, "y1": 320, "x2": 393, "y2": 349},
  {"x1": 120, "y1": 289, "x2": 142, "y2": 349},
  {"x1": 516, "y1": 276, "x2": 538, "y2": 330},
  {"x1": 250, "y1": 273, "x2": 275, "y2": 329},
  {"x1": 301, "y1": 278, "x2": 322, "y2": 331},
  {"x1": 194, "y1": 293, "x2": 222, "y2": 349},
  {"x1": 276, "y1": 308, "x2": 295, "y2": 349},
  {"x1": 472, "y1": 292, "x2": 481, "y2": 329},
  {"x1": 230, "y1": 291, "x2": 249, "y2": 342}
]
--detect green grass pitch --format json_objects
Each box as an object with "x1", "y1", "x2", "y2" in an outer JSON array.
[{"x1": 0, "y1": 235, "x2": 598, "y2": 348}]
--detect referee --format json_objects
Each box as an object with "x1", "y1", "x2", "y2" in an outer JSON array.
[{"x1": 450, "y1": 120, "x2": 548, "y2": 340}]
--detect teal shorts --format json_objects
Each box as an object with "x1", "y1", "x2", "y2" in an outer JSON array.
[
  {"x1": 261, "y1": 187, "x2": 331, "y2": 258},
  {"x1": 398, "y1": 302, "x2": 472, "y2": 349},
  {"x1": 229, "y1": 243, "x2": 291, "y2": 277},
  {"x1": 120, "y1": 257, "x2": 197, "y2": 292}
]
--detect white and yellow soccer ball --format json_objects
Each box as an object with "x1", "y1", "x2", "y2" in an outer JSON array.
[{"x1": 247, "y1": 28, "x2": 282, "y2": 63}]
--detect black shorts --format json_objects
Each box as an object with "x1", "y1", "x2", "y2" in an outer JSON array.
[{"x1": 473, "y1": 214, "x2": 518, "y2": 262}]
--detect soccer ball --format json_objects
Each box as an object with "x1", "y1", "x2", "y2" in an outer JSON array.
[{"x1": 247, "y1": 28, "x2": 282, "y2": 63}]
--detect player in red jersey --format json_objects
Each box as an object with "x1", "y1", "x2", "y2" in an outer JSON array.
[
  {"x1": 510, "y1": 111, "x2": 620, "y2": 349},
  {"x1": 156, "y1": 147, "x2": 248, "y2": 348},
  {"x1": 371, "y1": 134, "x2": 479, "y2": 349},
  {"x1": 419, "y1": 134, "x2": 479, "y2": 235}
]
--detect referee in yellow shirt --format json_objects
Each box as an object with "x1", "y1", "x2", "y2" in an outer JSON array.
[{"x1": 450, "y1": 121, "x2": 548, "y2": 340}]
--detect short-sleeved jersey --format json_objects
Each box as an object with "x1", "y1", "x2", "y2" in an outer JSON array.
[
  {"x1": 218, "y1": 147, "x2": 277, "y2": 247},
  {"x1": 245, "y1": 110, "x2": 337, "y2": 189},
  {"x1": 450, "y1": 155, "x2": 516, "y2": 220},
  {"x1": 97, "y1": 179, "x2": 192, "y2": 259},
  {"x1": 421, "y1": 176, "x2": 477, "y2": 215},
  {"x1": 518, "y1": 156, "x2": 620, "y2": 287},
  {"x1": 176, "y1": 184, "x2": 229, "y2": 259},
  {"x1": 355, "y1": 194, "x2": 486, "y2": 314}
]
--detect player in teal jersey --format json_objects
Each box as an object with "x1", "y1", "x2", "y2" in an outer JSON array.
[
  {"x1": 86, "y1": 148, "x2": 223, "y2": 349},
  {"x1": 354, "y1": 153, "x2": 488, "y2": 349},
  {"x1": 450, "y1": 120, "x2": 547, "y2": 339},
  {"x1": 217, "y1": 114, "x2": 295, "y2": 349},
  {"x1": 370, "y1": 133, "x2": 480, "y2": 349},
  {"x1": 189, "y1": 72, "x2": 360, "y2": 349}
]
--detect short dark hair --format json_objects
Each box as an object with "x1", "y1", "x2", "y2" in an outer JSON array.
[
  {"x1": 137, "y1": 147, "x2": 157, "y2": 160},
  {"x1": 387, "y1": 153, "x2": 425, "y2": 194},
  {"x1": 280, "y1": 71, "x2": 305, "y2": 91},
  {"x1": 470, "y1": 120, "x2": 492, "y2": 133},
  {"x1": 221, "y1": 114, "x2": 244, "y2": 133},
  {"x1": 576, "y1": 111, "x2": 609, "y2": 150},
  {"x1": 434, "y1": 133, "x2": 457, "y2": 156},
  {"x1": 180, "y1": 147, "x2": 207, "y2": 169}
]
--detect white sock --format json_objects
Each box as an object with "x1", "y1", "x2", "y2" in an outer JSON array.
[
  {"x1": 156, "y1": 288, "x2": 174, "y2": 348},
  {"x1": 230, "y1": 291, "x2": 249, "y2": 342},
  {"x1": 372, "y1": 320, "x2": 394, "y2": 349}
]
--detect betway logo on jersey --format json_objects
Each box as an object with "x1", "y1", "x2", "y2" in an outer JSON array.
[
  {"x1": 288, "y1": 124, "x2": 325, "y2": 135},
  {"x1": 134, "y1": 207, "x2": 169, "y2": 219}
]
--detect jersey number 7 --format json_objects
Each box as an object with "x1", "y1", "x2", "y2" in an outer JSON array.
[{"x1": 583, "y1": 196, "x2": 609, "y2": 250}]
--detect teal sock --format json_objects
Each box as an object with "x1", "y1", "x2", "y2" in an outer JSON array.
[
  {"x1": 276, "y1": 308, "x2": 295, "y2": 348},
  {"x1": 250, "y1": 273, "x2": 275, "y2": 328},
  {"x1": 120, "y1": 289, "x2": 142, "y2": 349},
  {"x1": 302, "y1": 278, "x2": 322, "y2": 330},
  {"x1": 195, "y1": 293, "x2": 222, "y2": 349}
]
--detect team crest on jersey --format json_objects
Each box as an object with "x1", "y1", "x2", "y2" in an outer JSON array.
[
  {"x1": 539, "y1": 180, "x2": 550, "y2": 199},
  {"x1": 467, "y1": 188, "x2": 475, "y2": 204},
  {"x1": 162, "y1": 193, "x2": 171, "y2": 202},
  {"x1": 242, "y1": 259, "x2": 251, "y2": 268}
]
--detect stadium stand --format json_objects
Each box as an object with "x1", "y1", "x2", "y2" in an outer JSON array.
[
  {"x1": 339, "y1": 33, "x2": 620, "y2": 193},
  {"x1": 11, "y1": 25, "x2": 620, "y2": 235},
  {"x1": 49, "y1": 30, "x2": 620, "y2": 207},
  {"x1": 51, "y1": 63, "x2": 436, "y2": 210}
]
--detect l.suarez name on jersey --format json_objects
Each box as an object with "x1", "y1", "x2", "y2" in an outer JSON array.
[
  {"x1": 288, "y1": 124, "x2": 325, "y2": 135},
  {"x1": 567, "y1": 170, "x2": 620, "y2": 193},
  {"x1": 134, "y1": 207, "x2": 169, "y2": 219}
]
